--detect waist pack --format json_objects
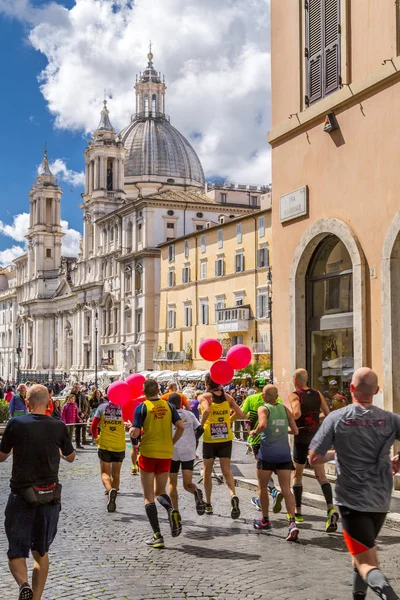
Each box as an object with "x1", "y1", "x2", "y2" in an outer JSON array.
[{"x1": 19, "y1": 483, "x2": 62, "y2": 508}]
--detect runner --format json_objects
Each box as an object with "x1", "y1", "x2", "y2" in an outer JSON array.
[
  {"x1": 130, "y1": 434, "x2": 140, "y2": 475},
  {"x1": 310, "y1": 368, "x2": 400, "y2": 600},
  {"x1": 200, "y1": 373, "x2": 246, "y2": 518},
  {"x1": 168, "y1": 393, "x2": 205, "y2": 515},
  {"x1": 160, "y1": 382, "x2": 191, "y2": 409},
  {"x1": 243, "y1": 377, "x2": 283, "y2": 514},
  {"x1": 250, "y1": 384, "x2": 299, "y2": 541},
  {"x1": 91, "y1": 393, "x2": 126, "y2": 513},
  {"x1": 289, "y1": 368, "x2": 339, "y2": 532},
  {"x1": 130, "y1": 379, "x2": 184, "y2": 549}
]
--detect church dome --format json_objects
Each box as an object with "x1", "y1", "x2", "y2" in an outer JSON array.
[{"x1": 120, "y1": 115, "x2": 205, "y2": 187}]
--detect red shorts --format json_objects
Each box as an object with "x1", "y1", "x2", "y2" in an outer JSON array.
[{"x1": 138, "y1": 455, "x2": 172, "y2": 474}]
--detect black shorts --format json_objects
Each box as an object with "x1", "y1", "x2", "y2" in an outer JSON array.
[
  {"x1": 339, "y1": 506, "x2": 387, "y2": 556},
  {"x1": 257, "y1": 459, "x2": 294, "y2": 473},
  {"x1": 98, "y1": 449, "x2": 125, "y2": 463},
  {"x1": 252, "y1": 444, "x2": 260, "y2": 461},
  {"x1": 293, "y1": 441, "x2": 310, "y2": 465},
  {"x1": 170, "y1": 459, "x2": 195, "y2": 473},
  {"x1": 5, "y1": 493, "x2": 61, "y2": 558},
  {"x1": 203, "y1": 441, "x2": 232, "y2": 460}
]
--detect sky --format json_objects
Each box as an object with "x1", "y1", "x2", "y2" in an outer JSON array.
[{"x1": 0, "y1": 0, "x2": 271, "y2": 267}]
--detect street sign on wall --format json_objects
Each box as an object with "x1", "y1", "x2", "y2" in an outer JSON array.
[{"x1": 280, "y1": 186, "x2": 308, "y2": 223}]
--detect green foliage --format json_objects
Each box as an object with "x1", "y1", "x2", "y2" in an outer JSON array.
[
  {"x1": 0, "y1": 399, "x2": 10, "y2": 424},
  {"x1": 237, "y1": 361, "x2": 270, "y2": 380}
]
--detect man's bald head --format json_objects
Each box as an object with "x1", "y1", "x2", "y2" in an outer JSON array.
[
  {"x1": 293, "y1": 369, "x2": 308, "y2": 387},
  {"x1": 263, "y1": 384, "x2": 278, "y2": 402},
  {"x1": 350, "y1": 368, "x2": 379, "y2": 402},
  {"x1": 27, "y1": 384, "x2": 50, "y2": 412}
]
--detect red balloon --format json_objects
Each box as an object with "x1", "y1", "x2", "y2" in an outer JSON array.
[
  {"x1": 210, "y1": 360, "x2": 234, "y2": 385},
  {"x1": 226, "y1": 345, "x2": 252, "y2": 370},
  {"x1": 126, "y1": 374, "x2": 146, "y2": 398},
  {"x1": 199, "y1": 339, "x2": 223, "y2": 362},
  {"x1": 122, "y1": 397, "x2": 143, "y2": 422},
  {"x1": 108, "y1": 381, "x2": 131, "y2": 406}
]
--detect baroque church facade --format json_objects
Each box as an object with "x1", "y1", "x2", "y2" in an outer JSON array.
[{"x1": 0, "y1": 51, "x2": 266, "y2": 382}]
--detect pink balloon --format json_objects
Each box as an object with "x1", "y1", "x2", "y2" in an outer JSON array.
[
  {"x1": 226, "y1": 344, "x2": 252, "y2": 370},
  {"x1": 199, "y1": 339, "x2": 223, "y2": 362},
  {"x1": 126, "y1": 374, "x2": 146, "y2": 398},
  {"x1": 107, "y1": 381, "x2": 131, "y2": 406},
  {"x1": 122, "y1": 396, "x2": 143, "y2": 422},
  {"x1": 210, "y1": 360, "x2": 234, "y2": 385}
]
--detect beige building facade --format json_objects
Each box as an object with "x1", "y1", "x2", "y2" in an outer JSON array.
[
  {"x1": 157, "y1": 210, "x2": 272, "y2": 370},
  {"x1": 270, "y1": 1, "x2": 400, "y2": 413}
]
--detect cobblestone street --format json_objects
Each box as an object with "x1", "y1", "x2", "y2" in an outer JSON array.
[{"x1": 1, "y1": 446, "x2": 400, "y2": 600}]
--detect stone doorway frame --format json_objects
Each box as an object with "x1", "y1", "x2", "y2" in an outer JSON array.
[{"x1": 288, "y1": 218, "x2": 367, "y2": 378}]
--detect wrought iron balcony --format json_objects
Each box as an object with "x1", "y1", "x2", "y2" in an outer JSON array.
[
  {"x1": 216, "y1": 306, "x2": 250, "y2": 333},
  {"x1": 153, "y1": 351, "x2": 190, "y2": 363}
]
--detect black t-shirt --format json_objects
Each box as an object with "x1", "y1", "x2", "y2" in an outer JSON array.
[{"x1": 0, "y1": 414, "x2": 74, "y2": 492}]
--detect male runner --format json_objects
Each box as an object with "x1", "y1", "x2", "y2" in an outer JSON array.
[
  {"x1": 243, "y1": 377, "x2": 284, "y2": 514},
  {"x1": 310, "y1": 368, "x2": 400, "y2": 600},
  {"x1": 200, "y1": 373, "x2": 246, "y2": 518},
  {"x1": 168, "y1": 393, "x2": 205, "y2": 514},
  {"x1": 91, "y1": 395, "x2": 126, "y2": 513},
  {"x1": 160, "y1": 382, "x2": 190, "y2": 409},
  {"x1": 289, "y1": 368, "x2": 338, "y2": 532},
  {"x1": 250, "y1": 385, "x2": 299, "y2": 541},
  {"x1": 130, "y1": 380, "x2": 184, "y2": 549}
]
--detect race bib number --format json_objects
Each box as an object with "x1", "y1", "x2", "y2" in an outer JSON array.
[{"x1": 210, "y1": 423, "x2": 228, "y2": 439}]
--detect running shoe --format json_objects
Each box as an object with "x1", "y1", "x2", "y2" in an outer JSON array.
[
  {"x1": 325, "y1": 508, "x2": 339, "y2": 533},
  {"x1": 205, "y1": 503, "x2": 213, "y2": 515},
  {"x1": 286, "y1": 521, "x2": 299, "y2": 542},
  {"x1": 145, "y1": 532, "x2": 165, "y2": 549},
  {"x1": 107, "y1": 488, "x2": 117, "y2": 513},
  {"x1": 19, "y1": 583, "x2": 33, "y2": 600},
  {"x1": 168, "y1": 508, "x2": 182, "y2": 537},
  {"x1": 253, "y1": 518, "x2": 272, "y2": 531},
  {"x1": 131, "y1": 466, "x2": 138, "y2": 475},
  {"x1": 286, "y1": 512, "x2": 304, "y2": 523},
  {"x1": 251, "y1": 496, "x2": 261, "y2": 511},
  {"x1": 194, "y1": 488, "x2": 206, "y2": 516},
  {"x1": 231, "y1": 495, "x2": 241, "y2": 519},
  {"x1": 271, "y1": 489, "x2": 283, "y2": 514}
]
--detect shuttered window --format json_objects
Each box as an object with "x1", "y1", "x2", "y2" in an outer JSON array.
[{"x1": 306, "y1": 0, "x2": 340, "y2": 106}]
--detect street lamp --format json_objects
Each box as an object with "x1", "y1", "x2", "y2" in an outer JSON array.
[
  {"x1": 267, "y1": 267, "x2": 273, "y2": 384},
  {"x1": 94, "y1": 309, "x2": 99, "y2": 388},
  {"x1": 16, "y1": 326, "x2": 22, "y2": 384}
]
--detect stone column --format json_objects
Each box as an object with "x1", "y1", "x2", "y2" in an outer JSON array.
[
  {"x1": 85, "y1": 163, "x2": 89, "y2": 194},
  {"x1": 35, "y1": 318, "x2": 44, "y2": 370},
  {"x1": 56, "y1": 198, "x2": 61, "y2": 227},
  {"x1": 94, "y1": 157, "x2": 98, "y2": 191}
]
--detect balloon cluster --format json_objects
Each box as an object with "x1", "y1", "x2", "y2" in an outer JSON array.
[
  {"x1": 107, "y1": 374, "x2": 146, "y2": 421},
  {"x1": 199, "y1": 339, "x2": 252, "y2": 385}
]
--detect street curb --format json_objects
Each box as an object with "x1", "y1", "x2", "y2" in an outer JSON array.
[{"x1": 234, "y1": 476, "x2": 400, "y2": 531}]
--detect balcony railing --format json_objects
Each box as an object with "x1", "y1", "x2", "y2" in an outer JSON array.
[
  {"x1": 153, "y1": 351, "x2": 190, "y2": 363},
  {"x1": 101, "y1": 358, "x2": 114, "y2": 367},
  {"x1": 131, "y1": 111, "x2": 170, "y2": 122},
  {"x1": 252, "y1": 342, "x2": 270, "y2": 354},
  {"x1": 216, "y1": 307, "x2": 250, "y2": 333}
]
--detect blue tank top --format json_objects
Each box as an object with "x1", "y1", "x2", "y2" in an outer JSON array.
[{"x1": 258, "y1": 403, "x2": 292, "y2": 463}]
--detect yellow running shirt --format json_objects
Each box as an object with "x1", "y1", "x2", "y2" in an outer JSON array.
[
  {"x1": 203, "y1": 397, "x2": 234, "y2": 444},
  {"x1": 133, "y1": 399, "x2": 181, "y2": 459},
  {"x1": 94, "y1": 402, "x2": 126, "y2": 453}
]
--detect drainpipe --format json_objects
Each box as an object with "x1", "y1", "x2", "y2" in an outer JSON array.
[{"x1": 252, "y1": 215, "x2": 258, "y2": 362}]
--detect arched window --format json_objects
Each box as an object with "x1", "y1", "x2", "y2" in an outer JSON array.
[
  {"x1": 307, "y1": 235, "x2": 353, "y2": 399},
  {"x1": 144, "y1": 95, "x2": 149, "y2": 115},
  {"x1": 152, "y1": 94, "x2": 157, "y2": 113},
  {"x1": 126, "y1": 221, "x2": 133, "y2": 252}
]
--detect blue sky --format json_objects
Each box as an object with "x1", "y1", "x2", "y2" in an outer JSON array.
[{"x1": 0, "y1": 0, "x2": 270, "y2": 265}]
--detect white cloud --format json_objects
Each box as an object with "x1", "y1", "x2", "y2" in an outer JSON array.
[
  {"x1": 0, "y1": 212, "x2": 81, "y2": 261},
  {"x1": 0, "y1": 246, "x2": 26, "y2": 267},
  {"x1": 45, "y1": 159, "x2": 85, "y2": 188},
  {"x1": 1, "y1": 0, "x2": 271, "y2": 185}
]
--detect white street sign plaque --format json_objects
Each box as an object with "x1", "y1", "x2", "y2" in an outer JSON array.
[{"x1": 280, "y1": 186, "x2": 308, "y2": 223}]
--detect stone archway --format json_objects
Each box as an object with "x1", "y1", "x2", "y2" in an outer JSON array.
[{"x1": 288, "y1": 218, "x2": 367, "y2": 377}]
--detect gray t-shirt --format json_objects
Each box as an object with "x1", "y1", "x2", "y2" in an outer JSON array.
[{"x1": 310, "y1": 403, "x2": 400, "y2": 512}]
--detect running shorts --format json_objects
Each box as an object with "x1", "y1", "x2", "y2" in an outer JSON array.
[
  {"x1": 252, "y1": 444, "x2": 260, "y2": 461},
  {"x1": 257, "y1": 459, "x2": 294, "y2": 473},
  {"x1": 339, "y1": 506, "x2": 387, "y2": 556},
  {"x1": 293, "y1": 441, "x2": 310, "y2": 465},
  {"x1": 138, "y1": 455, "x2": 172, "y2": 474},
  {"x1": 203, "y1": 440, "x2": 232, "y2": 460},
  {"x1": 98, "y1": 449, "x2": 125, "y2": 463},
  {"x1": 5, "y1": 493, "x2": 61, "y2": 559},
  {"x1": 170, "y1": 459, "x2": 195, "y2": 473}
]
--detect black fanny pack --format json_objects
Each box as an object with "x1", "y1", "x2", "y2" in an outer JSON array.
[{"x1": 19, "y1": 483, "x2": 62, "y2": 508}]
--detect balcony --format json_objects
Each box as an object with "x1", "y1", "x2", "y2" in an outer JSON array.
[
  {"x1": 252, "y1": 342, "x2": 270, "y2": 354},
  {"x1": 101, "y1": 358, "x2": 114, "y2": 367},
  {"x1": 216, "y1": 306, "x2": 250, "y2": 333},
  {"x1": 153, "y1": 351, "x2": 190, "y2": 363}
]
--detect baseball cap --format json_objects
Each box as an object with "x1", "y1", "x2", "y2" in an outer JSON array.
[
  {"x1": 254, "y1": 377, "x2": 267, "y2": 388},
  {"x1": 328, "y1": 380, "x2": 338, "y2": 387}
]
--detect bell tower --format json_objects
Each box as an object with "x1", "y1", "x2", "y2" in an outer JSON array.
[
  {"x1": 27, "y1": 149, "x2": 64, "y2": 295},
  {"x1": 135, "y1": 43, "x2": 167, "y2": 117}
]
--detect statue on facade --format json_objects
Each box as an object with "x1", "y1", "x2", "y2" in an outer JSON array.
[{"x1": 120, "y1": 343, "x2": 135, "y2": 378}]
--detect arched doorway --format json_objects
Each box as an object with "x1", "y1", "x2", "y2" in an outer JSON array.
[{"x1": 306, "y1": 235, "x2": 354, "y2": 398}]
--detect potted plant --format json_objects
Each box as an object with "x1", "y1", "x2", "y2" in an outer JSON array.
[{"x1": 0, "y1": 399, "x2": 10, "y2": 436}]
